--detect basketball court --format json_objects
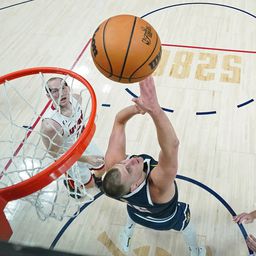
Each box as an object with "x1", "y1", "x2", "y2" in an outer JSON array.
[{"x1": 1, "y1": 1, "x2": 256, "y2": 255}]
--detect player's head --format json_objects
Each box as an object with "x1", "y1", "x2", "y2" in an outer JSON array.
[
  {"x1": 45, "y1": 77, "x2": 70, "y2": 107},
  {"x1": 102, "y1": 157, "x2": 144, "y2": 198}
]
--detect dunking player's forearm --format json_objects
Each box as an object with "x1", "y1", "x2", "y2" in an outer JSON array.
[
  {"x1": 103, "y1": 105, "x2": 145, "y2": 170},
  {"x1": 150, "y1": 107, "x2": 179, "y2": 157},
  {"x1": 114, "y1": 105, "x2": 144, "y2": 127},
  {"x1": 133, "y1": 76, "x2": 179, "y2": 167}
]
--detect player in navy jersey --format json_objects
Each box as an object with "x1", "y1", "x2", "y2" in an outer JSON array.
[
  {"x1": 41, "y1": 77, "x2": 104, "y2": 198},
  {"x1": 102, "y1": 76, "x2": 207, "y2": 256}
]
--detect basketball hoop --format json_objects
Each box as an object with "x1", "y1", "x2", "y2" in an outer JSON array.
[{"x1": 0, "y1": 67, "x2": 97, "y2": 240}]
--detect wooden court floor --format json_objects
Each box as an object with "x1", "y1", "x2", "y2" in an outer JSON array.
[{"x1": 1, "y1": 0, "x2": 256, "y2": 255}]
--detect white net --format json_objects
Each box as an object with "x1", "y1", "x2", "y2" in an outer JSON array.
[{"x1": 0, "y1": 70, "x2": 101, "y2": 221}]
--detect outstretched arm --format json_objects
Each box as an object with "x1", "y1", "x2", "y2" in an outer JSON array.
[
  {"x1": 41, "y1": 119, "x2": 104, "y2": 168},
  {"x1": 104, "y1": 105, "x2": 145, "y2": 170},
  {"x1": 41, "y1": 119, "x2": 64, "y2": 158},
  {"x1": 233, "y1": 210, "x2": 256, "y2": 224},
  {"x1": 133, "y1": 76, "x2": 179, "y2": 197}
]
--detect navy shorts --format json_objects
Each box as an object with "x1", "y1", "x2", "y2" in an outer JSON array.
[{"x1": 127, "y1": 202, "x2": 190, "y2": 231}]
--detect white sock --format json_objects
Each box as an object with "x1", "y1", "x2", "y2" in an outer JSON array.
[
  {"x1": 125, "y1": 216, "x2": 135, "y2": 231},
  {"x1": 120, "y1": 216, "x2": 135, "y2": 252},
  {"x1": 181, "y1": 221, "x2": 198, "y2": 253}
]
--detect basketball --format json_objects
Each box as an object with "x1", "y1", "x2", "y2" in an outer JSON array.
[{"x1": 90, "y1": 14, "x2": 162, "y2": 83}]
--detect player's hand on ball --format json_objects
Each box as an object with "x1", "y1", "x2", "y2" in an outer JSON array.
[{"x1": 132, "y1": 76, "x2": 161, "y2": 115}]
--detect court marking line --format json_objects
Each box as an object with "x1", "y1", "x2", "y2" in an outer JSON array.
[
  {"x1": 237, "y1": 99, "x2": 254, "y2": 108},
  {"x1": 50, "y1": 191, "x2": 103, "y2": 249},
  {"x1": 196, "y1": 111, "x2": 217, "y2": 115},
  {"x1": 141, "y1": 2, "x2": 256, "y2": 20},
  {"x1": 162, "y1": 43, "x2": 256, "y2": 54},
  {"x1": 0, "y1": 0, "x2": 35, "y2": 11},
  {"x1": 101, "y1": 104, "x2": 111, "y2": 107}
]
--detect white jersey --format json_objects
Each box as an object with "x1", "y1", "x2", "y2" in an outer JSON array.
[
  {"x1": 42, "y1": 96, "x2": 102, "y2": 185},
  {"x1": 43, "y1": 96, "x2": 84, "y2": 149}
]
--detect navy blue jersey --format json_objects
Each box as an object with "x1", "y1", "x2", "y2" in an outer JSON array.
[{"x1": 119, "y1": 154, "x2": 190, "y2": 231}]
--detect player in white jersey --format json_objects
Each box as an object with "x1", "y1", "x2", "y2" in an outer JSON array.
[{"x1": 40, "y1": 77, "x2": 104, "y2": 198}]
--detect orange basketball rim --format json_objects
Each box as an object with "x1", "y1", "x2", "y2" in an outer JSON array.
[{"x1": 0, "y1": 67, "x2": 97, "y2": 240}]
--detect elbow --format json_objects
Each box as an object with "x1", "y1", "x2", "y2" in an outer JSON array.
[
  {"x1": 115, "y1": 113, "x2": 126, "y2": 126},
  {"x1": 114, "y1": 115, "x2": 123, "y2": 126},
  {"x1": 174, "y1": 138, "x2": 179, "y2": 148}
]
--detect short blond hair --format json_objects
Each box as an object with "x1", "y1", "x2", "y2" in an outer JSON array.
[{"x1": 102, "y1": 168, "x2": 129, "y2": 198}]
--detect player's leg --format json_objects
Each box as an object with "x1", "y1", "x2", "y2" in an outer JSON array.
[
  {"x1": 119, "y1": 215, "x2": 135, "y2": 253},
  {"x1": 182, "y1": 221, "x2": 206, "y2": 256},
  {"x1": 176, "y1": 202, "x2": 207, "y2": 256},
  {"x1": 64, "y1": 162, "x2": 94, "y2": 198}
]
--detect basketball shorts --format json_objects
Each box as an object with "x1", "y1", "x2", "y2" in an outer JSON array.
[{"x1": 127, "y1": 202, "x2": 190, "y2": 231}]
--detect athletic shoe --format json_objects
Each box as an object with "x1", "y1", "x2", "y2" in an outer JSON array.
[
  {"x1": 63, "y1": 179, "x2": 82, "y2": 199},
  {"x1": 189, "y1": 247, "x2": 206, "y2": 256}
]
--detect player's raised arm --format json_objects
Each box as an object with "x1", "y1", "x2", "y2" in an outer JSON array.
[
  {"x1": 104, "y1": 104, "x2": 145, "y2": 170},
  {"x1": 133, "y1": 76, "x2": 179, "y2": 190},
  {"x1": 40, "y1": 119, "x2": 64, "y2": 158}
]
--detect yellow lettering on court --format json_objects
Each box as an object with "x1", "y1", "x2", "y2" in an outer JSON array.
[
  {"x1": 154, "y1": 48, "x2": 242, "y2": 84},
  {"x1": 155, "y1": 246, "x2": 172, "y2": 256},
  {"x1": 220, "y1": 55, "x2": 241, "y2": 83},
  {"x1": 133, "y1": 246, "x2": 150, "y2": 255},
  {"x1": 195, "y1": 52, "x2": 217, "y2": 81},
  {"x1": 169, "y1": 51, "x2": 193, "y2": 79}
]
